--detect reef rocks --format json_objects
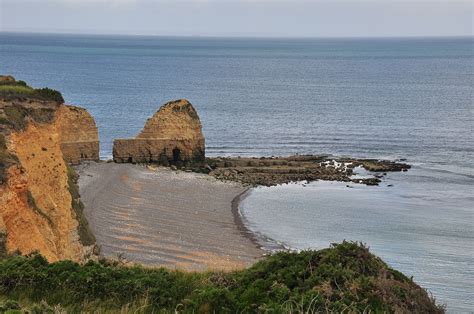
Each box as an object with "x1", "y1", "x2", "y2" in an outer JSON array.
[
  {"x1": 57, "y1": 105, "x2": 100, "y2": 165},
  {"x1": 204, "y1": 155, "x2": 411, "y2": 187},
  {"x1": 113, "y1": 99, "x2": 205, "y2": 165}
]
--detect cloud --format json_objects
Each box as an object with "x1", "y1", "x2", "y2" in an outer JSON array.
[{"x1": 1, "y1": 0, "x2": 472, "y2": 37}]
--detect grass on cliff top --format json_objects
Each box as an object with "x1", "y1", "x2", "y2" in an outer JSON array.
[
  {"x1": 0, "y1": 79, "x2": 64, "y2": 103},
  {"x1": 0, "y1": 241, "x2": 444, "y2": 313}
]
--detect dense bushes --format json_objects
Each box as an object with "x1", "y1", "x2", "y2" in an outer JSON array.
[{"x1": 0, "y1": 242, "x2": 444, "y2": 313}]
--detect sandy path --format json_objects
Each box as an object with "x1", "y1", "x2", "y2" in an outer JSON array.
[{"x1": 77, "y1": 162, "x2": 263, "y2": 271}]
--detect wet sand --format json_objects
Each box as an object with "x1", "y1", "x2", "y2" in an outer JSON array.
[{"x1": 77, "y1": 162, "x2": 263, "y2": 271}]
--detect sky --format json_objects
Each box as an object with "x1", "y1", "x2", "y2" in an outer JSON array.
[{"x1": 0, "y1": 0, "x2": 472, "y2": 38}]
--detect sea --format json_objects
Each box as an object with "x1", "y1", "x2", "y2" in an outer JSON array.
[{"x1": 1, "y1": 33, "x2": 472, "y2": 312}]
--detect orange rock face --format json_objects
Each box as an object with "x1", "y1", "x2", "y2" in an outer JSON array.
[
  {"x1": 57, "y1": 105, "x2": 99, "y2": 165},
  {"x1": 0, "y1": 98, "x2": 96, "y2": 261},
  {"x1": 113, "y1": 99, "x2": 205, "y2": 164},
  {"x1": 0, "y1": 113, "x2": 85, "y2": 261}
]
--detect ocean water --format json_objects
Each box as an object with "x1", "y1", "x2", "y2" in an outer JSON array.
[{"x1": 1, "y1": 33, "x2": 473, "y2": 311}]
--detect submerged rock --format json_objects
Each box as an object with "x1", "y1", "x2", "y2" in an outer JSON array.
[{"x1": 204, "y1": 155, "x2": 410, "y2": 187}]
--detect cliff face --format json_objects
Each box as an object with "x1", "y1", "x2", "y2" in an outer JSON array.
[
  {"x1": 113, "y1": 99, "x2": 205, "y2": 165},
  {"x1": 58, "y1": 105, "x2": 100, "y2": 165},
  {"x1": 0, "y1": 76, "x2": 96, "y2": 261}
]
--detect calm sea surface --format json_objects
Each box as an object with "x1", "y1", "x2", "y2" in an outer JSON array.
[{"x1": 1, "y1": 33, "x2": 473, "y2": 312}]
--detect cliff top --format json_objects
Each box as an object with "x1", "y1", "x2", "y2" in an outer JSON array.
[{"x1": 0, "y1": 75, "x2": 64, "y2": 103}]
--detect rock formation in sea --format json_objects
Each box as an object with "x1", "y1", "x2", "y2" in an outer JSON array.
[
  {"x1": 0, "y1": 76, "x2": 97, "y2": 262},
  {"x1": 113, "y1": 99, "x2": 205, "y2": 165}
]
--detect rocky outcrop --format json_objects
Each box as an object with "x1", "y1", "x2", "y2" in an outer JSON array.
[
  {"x1": 57, "y1": 105, "x2": 99, "y2": 165},
  {"x1": 113, "y1": 99, "x2": 205, "y2": 165},
  {"x1": 0, "y1": 76, "x2": 96, "y2": 262},
  {"x1": 204, "y1": 155, "x2": 410, "y2": 187},
  {"x1": 0, "y1": 75, "x2": 15, "y2": 83}
]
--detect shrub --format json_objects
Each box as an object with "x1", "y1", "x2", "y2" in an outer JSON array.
[
  {"x1": 34, "y1": 88, "x2": 64, "y2": 103},
  {"x1": 0, "y1": 242, "x2": 444, "y2": 313}
]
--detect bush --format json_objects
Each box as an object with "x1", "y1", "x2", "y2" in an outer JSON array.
[
  {"x1": 34, "y1": 88, "x2": 64, "y2": 103},
  {"x1": 0, "y1": 242, "x2": 444, "y2": 313}
]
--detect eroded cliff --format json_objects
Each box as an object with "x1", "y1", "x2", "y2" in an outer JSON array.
[
  {"x1": 58, "y1": 105, "x2": 100, "y2": 165},
  {"x1": 113, "y1": 99, "x2": 205, "y2": 165},
  {"x1": 0, "y1": 76, "x2": 96, "y2": 261}
]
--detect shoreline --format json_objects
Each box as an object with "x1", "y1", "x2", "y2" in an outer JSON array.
[
  {"x1": 77, "y1": 162, "x2": 264, "y2": 271},
  {"x1": 75, "y1": 155, "x2": 414, "y2": 271},
  {"x1": 231, "y1": 187, "x2": 287, "y2": 253}
]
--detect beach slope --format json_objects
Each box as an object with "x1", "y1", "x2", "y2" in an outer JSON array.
[{"x1": 77, "y1": 162, "x2": 262, "y2": 271}]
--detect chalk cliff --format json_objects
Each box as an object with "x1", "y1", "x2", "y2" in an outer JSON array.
[
  {"x1": 113, "y1": 99, "x2": 205, "y2": 165},
  {"x1": 0, "y1": 76, "x2": 97, "y2": 261}
]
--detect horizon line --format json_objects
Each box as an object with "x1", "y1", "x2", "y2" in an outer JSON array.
[{"x1": 2, "y1": 30, "x2": 473, "y2": 41}]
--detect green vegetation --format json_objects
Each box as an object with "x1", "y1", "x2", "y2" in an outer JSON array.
[
  {"x1": 0, "y1": 85, "x2": 35, "y2": 96},
  {"x1": 2, "y1": 106, "x2": 29, "y2": 130},
  {"x1": 26, "y1": 191, "x2": 54, "y2": 227},
  {"x1": 66, "y1": 166, "x2": 96, "y2": 246},
  {"x1": 0, "y1": 105, "x2": 56, "y2": 131},
  {"x1": 0, "y1": 134, "x2": 19, "y2": 184},
  {"x1": 0, "y1": 78, "x2": 64, "y2": 103},
  {"x1": 0, "y1": 242, "x2": 444, "y2": 313},
  {"x1": 0, "y1": 232, "x2": 7, "y2": 260}
]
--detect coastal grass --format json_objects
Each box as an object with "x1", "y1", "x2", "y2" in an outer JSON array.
[
  {"x1": 0, "y1": 85, "x2": 35, "y2": 95},
  {"x1": 0, "y1": 242, "x2": 444, "y2": 313},
  {"x1": 0, "y1": 80, "x2": 64, "y2": 103}
]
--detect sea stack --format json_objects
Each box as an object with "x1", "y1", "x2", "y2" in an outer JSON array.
[{"x1": 113, "y1": 99, "x2": 205, "y2": 165}]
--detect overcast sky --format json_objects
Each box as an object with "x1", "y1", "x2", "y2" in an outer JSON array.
[{"x1": 1, "y1": 0, "x2": 472, "y2": 37}]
